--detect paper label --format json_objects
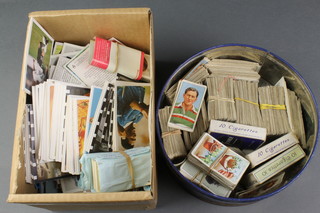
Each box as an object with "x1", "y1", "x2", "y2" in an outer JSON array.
[
  {"x1": 252, "y1": 145, "x2": 305, "y2": 183},
  {"x1": 246, "y1": 132, "x2": 299, "y2": 167},
  {"x1": 209, "y1": 120, "x2": 266, "y2": 149},
  {"x1": 92, "y1": 37, "x2": 111, "y2": 69}
]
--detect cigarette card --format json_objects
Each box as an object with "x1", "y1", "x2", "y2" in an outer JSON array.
[
  {"x1": 189, "y1": 133, "x2": 228, "y2": 169},
  {"x1": 211, "y1": 148, "x2": 250, "y2": 189},
  {"x1": 168, "y1": 80, "x2": 207, "y2": 132}
]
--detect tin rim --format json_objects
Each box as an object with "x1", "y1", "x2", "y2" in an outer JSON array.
[{"x1": 155, "y1": 43, "x2": 319, "y2": 204}]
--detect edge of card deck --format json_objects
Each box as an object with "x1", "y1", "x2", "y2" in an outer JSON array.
[{"x1": 180, "y1": 160, "x2": 232, "y2": 197}]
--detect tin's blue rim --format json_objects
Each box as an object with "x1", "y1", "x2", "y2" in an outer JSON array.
[{"x1": 155, "y1": 43, "x2": 319, "y2": 204}]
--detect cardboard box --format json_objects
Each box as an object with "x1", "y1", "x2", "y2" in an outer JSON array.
[{"x1": 7, "y1": 8, "x2": 157, "y2": 210}]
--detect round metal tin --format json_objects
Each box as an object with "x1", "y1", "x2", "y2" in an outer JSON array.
[{"x1": 156, "y1": 44, "x2": 319, "y2": 205}]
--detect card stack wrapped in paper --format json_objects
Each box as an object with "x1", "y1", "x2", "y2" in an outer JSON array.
[
  {"x1": 88, "y1": 37, "x2": 149, "y2": 81},
  {"x1": 180, "y1": 160, "x2": 232, "y2": 197},
  {"x1": 79, "y1": 146, "x2": 151, "y2": 192},
  {"x1": 188, "y1": 133, "x2": 250, "y2": 189},
  {"x1": 258, "y1": 86, "x2": 291, "y2": 136},
  {"x1": 158, "y1": 106, "x2": 187, "y2": 160},
  {"x1": 206, "y1": 76, "x2": 236, "y2": 122}
]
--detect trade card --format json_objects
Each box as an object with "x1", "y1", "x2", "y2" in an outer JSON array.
[
  {"x1": 190, "y1": 133, "x2": 227, "y2": 168},
  {"x1": 212, "y1": 148, "x2": 250, "y2": 188},
  {"x1": 168, "y1": 80, "x2": 207, "y2": 132}
]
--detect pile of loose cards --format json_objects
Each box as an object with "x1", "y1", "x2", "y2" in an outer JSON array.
[
  {"x1": 21, "y1": 18, "x2": 152, "y2": 193},
  {"x1": 158, "y1": 57, "x2": 307, "y2": 198}
]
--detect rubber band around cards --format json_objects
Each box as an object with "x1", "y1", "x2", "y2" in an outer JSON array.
[
  {"x1": 161, "y1": 129, "x2": 181, "y2": 138},
  {"x1": 235, "y1": 98, "x2": 286, "y2": 110},
  {"x1": 191, "y1": 170, "x2": 207, "y2": 187},
  {"x1": 260, "y1": 104, "x2": 286, "y2": 110},
  {"x1": 119, "y1": 151, "x2": 136, "y2": 189},
  {"x1": 207, "y1": 96, "x2": 235, "y2": 103},
  {"x1": 234, "y1": 97, "x2": 259, "y2": 106}
]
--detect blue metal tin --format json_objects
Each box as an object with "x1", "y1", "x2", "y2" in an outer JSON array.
[{"x1": 156, "y1": 44, "x2": 319, "y2": 205}]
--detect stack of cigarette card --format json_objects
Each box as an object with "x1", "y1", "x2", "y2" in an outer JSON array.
[
  {"x1": 188, "y1": 133, "x2": 250, "y2": 189},
  {"x1": 165, "y1": 58, "x2": 210, "y2": 104},
  {"x1": 276, "y1": 77, "x2": 306, "y2": 148},
  {"x1": 258, "y1": 86, "x2": 291, "y2": 136},
  {"x1": 158, "y1": 106, "x2": 187, "y2": 160},
  {"x1": 205, "y1": 58, "x2": 261, "y2": 82},
  {"x1": 286, "y1": 89, "x2": 306, "y2": 148},
  {"x1": 182, "y1": 102, "x2": 209, "y2": 151},
  {"x1": 234, "y1": 80, "x2": 263, "y2": 127},
  {"x1": 206, "y1": 76, "x2": 236, "y2": 122},
  {"x1": 180, "y1": 160, "x2": 232, "y2": 197}
]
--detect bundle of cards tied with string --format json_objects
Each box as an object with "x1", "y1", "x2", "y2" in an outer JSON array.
[
  {"x1": 21, "y1": 18, "x2": 153, "y2": 193},
  {"x1": 158, "y1": 57, "x2": 307, "y2": 198}
]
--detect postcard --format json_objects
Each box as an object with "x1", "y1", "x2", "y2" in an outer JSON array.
[
  {"x1": 114, "y1": 82, "x2": 151, "y2": 151},
  {"x1": 168, "y1": 80, "x2": 207, "y2": 132},
  {"x1": 24, "y1": 18, "x2": 54, "y2": 94}
]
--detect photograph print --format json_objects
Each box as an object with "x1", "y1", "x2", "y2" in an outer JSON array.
[
  {"x1": 24, "y1": 18, "x2": 54, "y2": 94},
  {"x1": 115, "y1": 83, "x2": 151, "y2": 151},
  {"x1": 168, "y1": 80, "x2": 207, "y2": 132}
]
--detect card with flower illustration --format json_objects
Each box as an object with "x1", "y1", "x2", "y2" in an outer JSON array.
[
  {"x1": 190, "y1": 133, "x2": 228, "y2": 167},
  {"x1": 212, "y1": 148, "x2": 250, "y2": 188}
]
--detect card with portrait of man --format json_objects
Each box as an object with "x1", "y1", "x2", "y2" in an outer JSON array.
[{"x1": 168, "y1": 80, "x2": 207, "y2": 132}]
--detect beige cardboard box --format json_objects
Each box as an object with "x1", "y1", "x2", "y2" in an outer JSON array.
[{"x1": 7, "y1": 8, "x2": 157, "y2": 210}]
